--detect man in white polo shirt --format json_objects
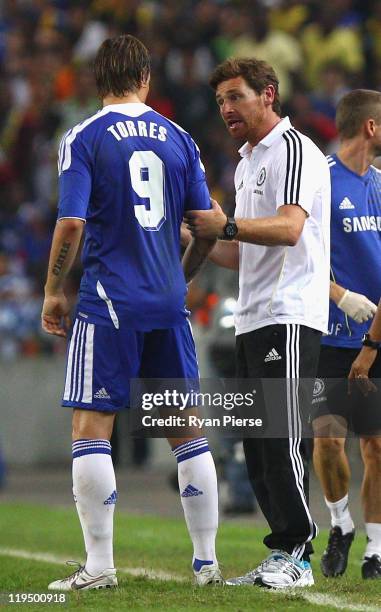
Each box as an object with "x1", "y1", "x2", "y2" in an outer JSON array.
[{"x1": 186, "y1": 57, "x2": 330, "y2": 588}]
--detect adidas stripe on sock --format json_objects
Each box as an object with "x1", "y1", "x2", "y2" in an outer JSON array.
[
  {"x1": 72, "y1": 438, "x2": 112, "y2": 459},
  {"x1": 173, "y1": 437, "x2": 210, "y2": 463}
]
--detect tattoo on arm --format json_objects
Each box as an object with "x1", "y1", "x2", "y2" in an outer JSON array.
[
  {"x1": 52, "y1": 242, "x2": 71, "y2": 276},
  {"x1": 184, "y1": 243, "x2": 208, "y2": 282}
]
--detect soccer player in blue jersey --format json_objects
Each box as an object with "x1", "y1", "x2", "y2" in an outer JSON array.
[
  {"x1": 313, "y1": 90, "x2": 381, "y2": 580},
  {"x1": 41, "y1": 35, "x2": 222, "y2": 590}
]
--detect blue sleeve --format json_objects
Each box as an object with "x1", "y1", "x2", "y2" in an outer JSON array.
[
  {"x1": 184, "y1": 139, "x2": 211, "y2": 211},
  {"x1": 57, "y1": 132, "x2": 92, "y2": 220}
]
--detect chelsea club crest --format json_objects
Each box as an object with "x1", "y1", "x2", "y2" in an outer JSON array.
[{"x1": 257, "y1": 167, "x2": 266, "y2": 186}]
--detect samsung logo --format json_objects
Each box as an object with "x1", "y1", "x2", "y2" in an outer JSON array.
[{"x1": 343, "y1": 216, "x2": 381, "y2": 232}]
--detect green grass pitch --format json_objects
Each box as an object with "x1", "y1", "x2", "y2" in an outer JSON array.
[{"x1": 0, "y1": 504, "x2": 380, "y2": 611}]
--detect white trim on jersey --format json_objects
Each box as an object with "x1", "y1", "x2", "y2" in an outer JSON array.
[
  {"x1": 161, "y1": 116, "x2": 185, "y2": 134},
  {"x1": 96, "y1": 281, "x2": 120, "y2": 329},
  {"x1": 63, "y1": 319, "x2": 79, "y2": 400},
  {"x1": 58, "y1": 108, "x2": 109, "y2": 175},
  {"x1": 75, "y1": 321, "x2": 86, "y2": 402},
  {"x1": 82, "y1": 323, "x2": 94, "y2": 403},
  {"x1": 165, "y1": 117, "x2": 206, "y2": 172},
  {"x1": 63, "y1": 321, "x2": 94, "y2": 403},
  {"x1": 101, "y1": 102, "x2": 152, "y2": 117},
  {"x1": 57, "y1": 102, "x2": 200, "y2": 179},
  {"x1": 58, "y1": 104, "x2": 154, "y2": 175},
  {"x1": 71, "y1": 320, "x2": 83, "y2": 401},
  {"x1": 57, "y1": 130, "x2": 70, "y2": 174},
  {"x1": 186, "y1": 318, "x2": 200, "y2": 379}
]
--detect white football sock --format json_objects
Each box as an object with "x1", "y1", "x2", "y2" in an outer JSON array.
[
  {"x1": 325, "y1": 494, "x2": 354, "y2": 535},
  {"x1": 365, "y1": 523, "x2": 381, "y2": 558},
  {"x1": 72, "y1": 439, "x2": 116, "y2": 575},
  {"x1": 173, "y1": 437, "x2": 218, "y2": 569}
]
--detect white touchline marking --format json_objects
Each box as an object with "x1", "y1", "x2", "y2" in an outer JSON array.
[
  {"x1": 119, "y1": 566, "x2": 184, "y2": 582},
  {"x1": 263, "y1": 589, "x2": 379, "y2": 612},
  {"x1": 302, "y1": 592, "x2": 379, "y2": 612},
  {"x1": 0, "y1": 548, "x2": 185, "y2": 583},
  {"x1": 0, "y1": 547, "x2": 378, "y2": 611}
]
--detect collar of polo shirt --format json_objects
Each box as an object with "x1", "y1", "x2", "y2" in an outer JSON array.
[{"x1": 238, "y1": 116, "x2": 292, "y2": 158}]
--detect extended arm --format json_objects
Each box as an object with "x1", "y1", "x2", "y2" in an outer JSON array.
[
  {"x1": 181, "y1": 222, "x2": 238, "y2": 270},
  {"x1": 186, "y1": 200, "x2": 307, "y2": 247},
  {"x1": 330, "y1": 281, "x2": 377, "y2": 323},
  {"x1": 182, "y1": 237, "x2": 216, "y2": 283},
  {"x1": 366, "y1": 300, "x2": 381, "y2": 342},
  {"x1": 42, "y1": 218, "x2": 84, "y2": 337},
  {"x1": 348, "y1": 299, "x2": 381, "y2": 385},
  {"x1": 234, "y1": 204, "x2": 306, "y2": 246},
  {"x1": 330, "y1": 281, "x2": 346, "y2": 304}
]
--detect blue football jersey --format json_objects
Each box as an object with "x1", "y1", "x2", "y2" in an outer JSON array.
[
  {"x1": 57, "y1": 102, "x2": 211, "y2": 330},
  {"x1": 323, "y1": 153, "x2": 381, "y2": 348}
]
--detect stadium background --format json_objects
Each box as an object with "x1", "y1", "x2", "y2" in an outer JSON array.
[{"x1": 0, "y1": 0, "x2": 377, "y2": 532}]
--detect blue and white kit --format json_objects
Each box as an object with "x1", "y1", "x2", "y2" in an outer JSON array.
[
  {"x1": 58, "y1": 103, "x2": 209, "y2": 411},
  {"x1": 323, "y1": 153, "x2": 381, "y2": 349}
]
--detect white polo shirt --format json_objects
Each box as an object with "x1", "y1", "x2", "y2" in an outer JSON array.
[{"x1": 234, "y1": 117, "x2": 331, "y2": 336}]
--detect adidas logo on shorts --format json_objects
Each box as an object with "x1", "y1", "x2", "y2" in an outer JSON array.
[
  {"x1": 94, "y1": 387, "x2": 111, "y2": 399},
  {"x1": 264, "y1": 348, "x2": 282, "y2": 362}
]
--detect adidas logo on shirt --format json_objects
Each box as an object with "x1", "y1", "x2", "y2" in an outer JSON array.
[
  {"x1": 264, "y1": 348, "x2": 282, "y2": 362},
  {"x1": 94, "y1": 387, "x2": 111, "y2": 399},
  {"x1": 339, "y1": 197, "x2": 355, "y2": 210},
  {"x1": 104, "y1": 490, "x2": 118, "y2": 505},
  {"x1": 181, "y1": 484, "x2": 203, "y2": 497}
]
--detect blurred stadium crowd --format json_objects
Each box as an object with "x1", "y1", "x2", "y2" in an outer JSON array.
[{"x1": 0, "y1": 0, "x2": 379, "y2": 359}]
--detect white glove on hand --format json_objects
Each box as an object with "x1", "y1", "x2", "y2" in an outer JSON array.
[{"x1": 337, "y1": 290, "x2": 378, "y2": 323}]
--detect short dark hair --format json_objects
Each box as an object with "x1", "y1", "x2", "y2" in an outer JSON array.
[
  {"x1": 336, "y1": 89, "x2": 381, "y2": 139},
  {"x1": 209, "y1": 57, "x2": 281, "y2": 116},
  {"x1": 94, "y1": 34, "x2": 150, "y2": 99}
]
